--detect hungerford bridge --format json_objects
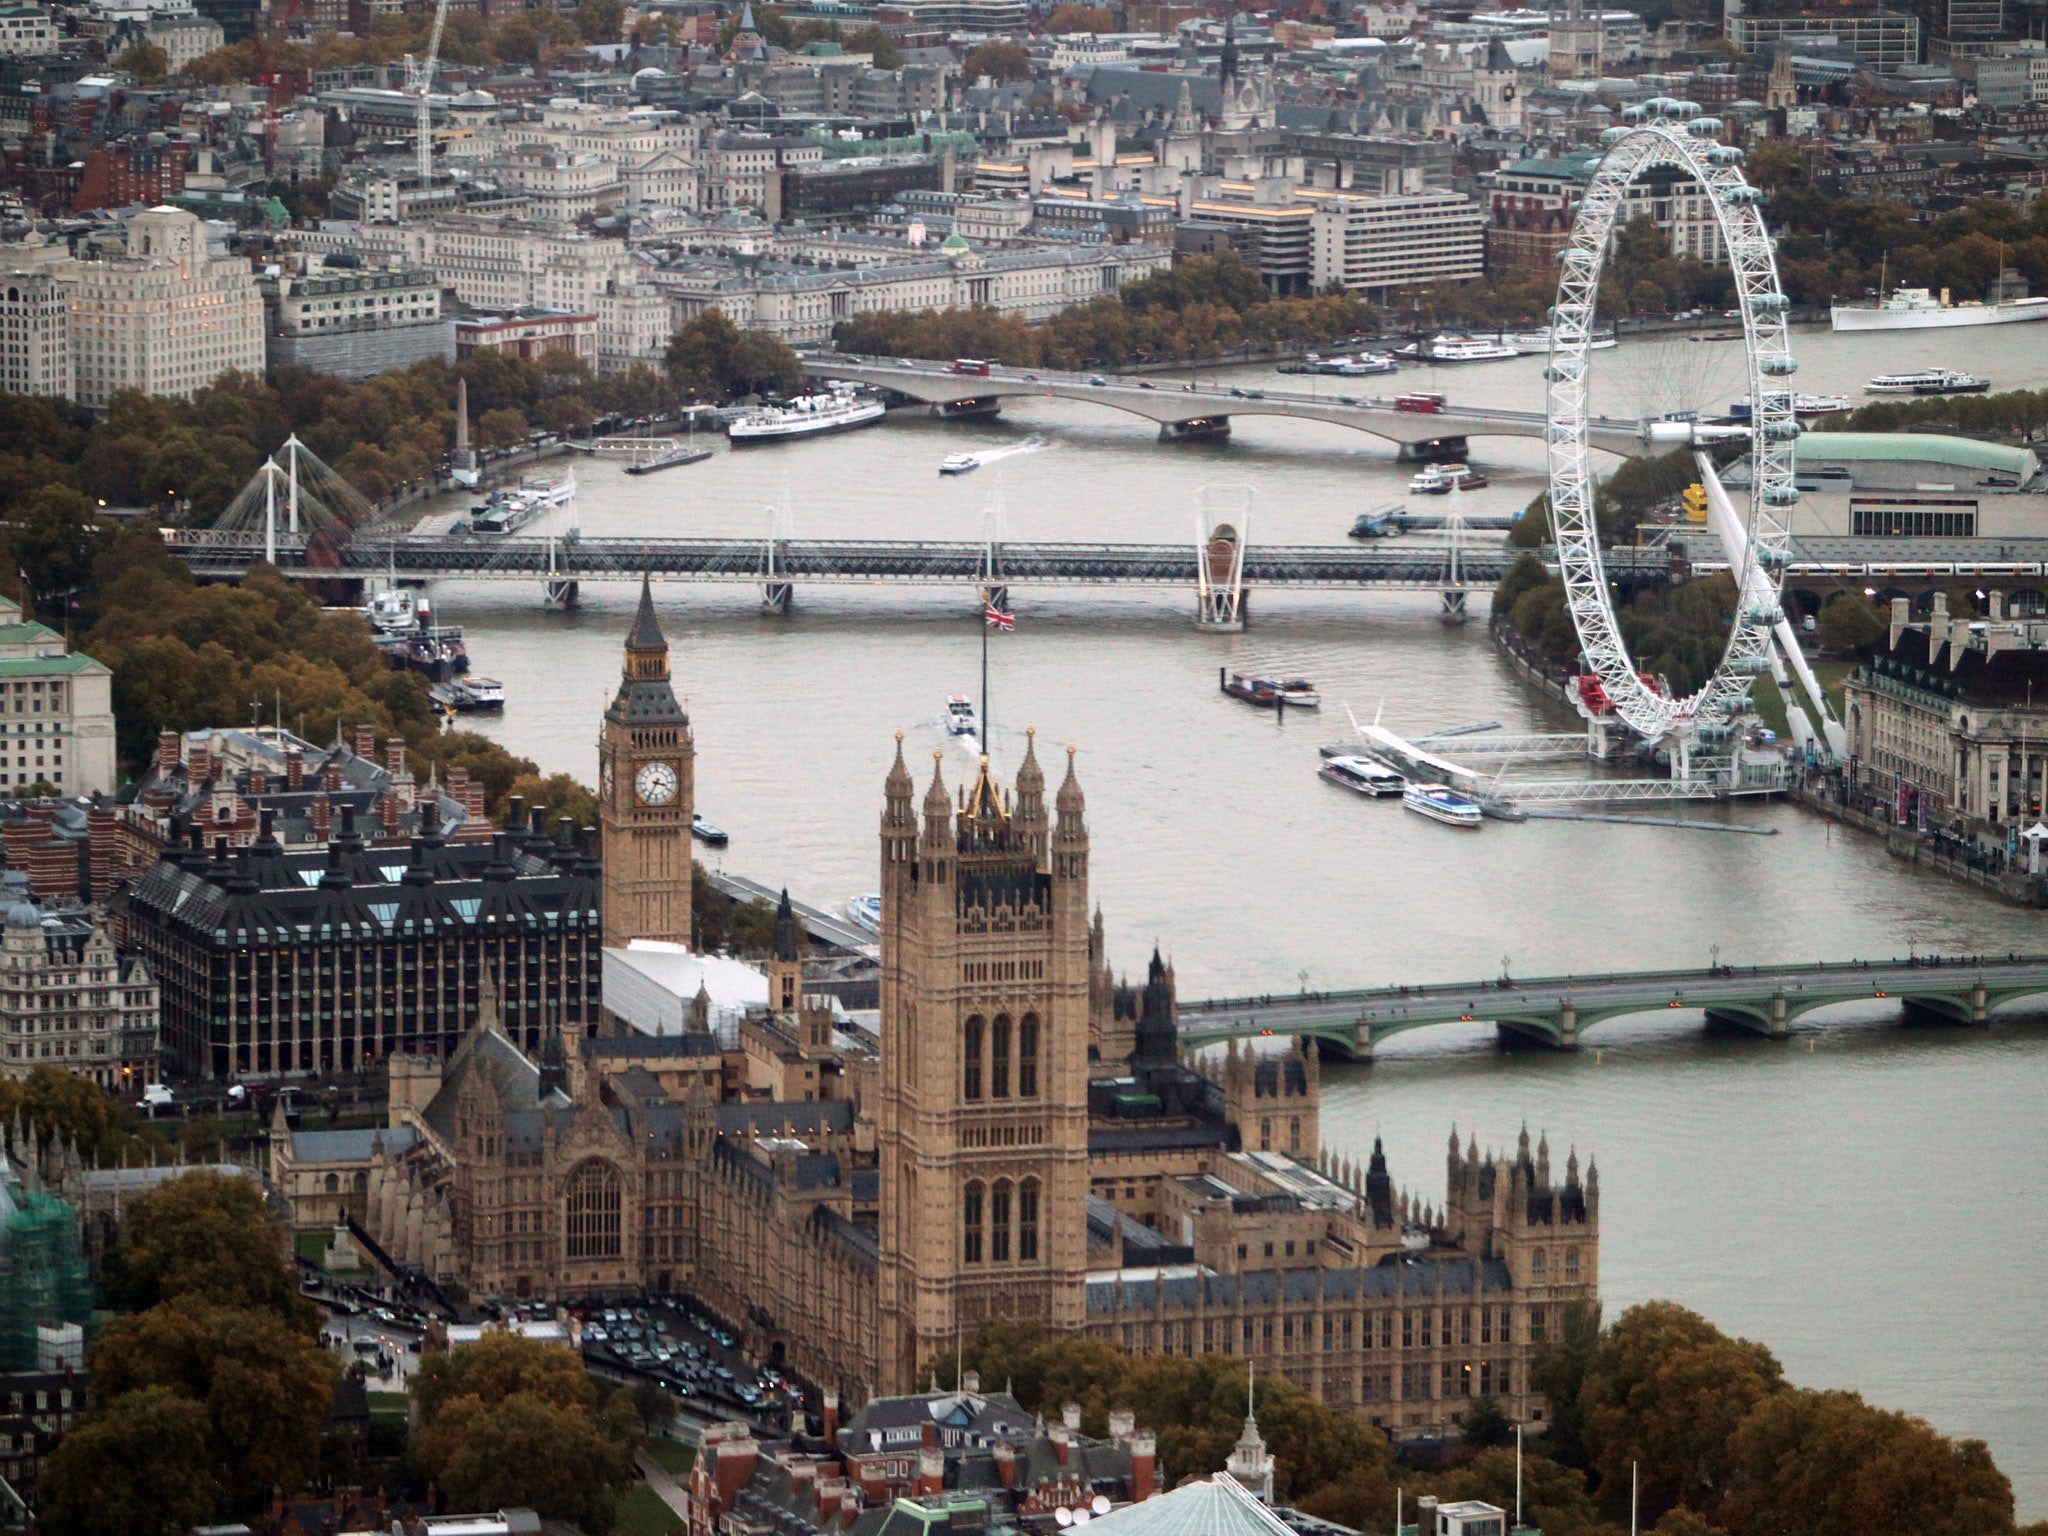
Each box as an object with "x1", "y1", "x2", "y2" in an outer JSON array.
[{"x1": 1179, "y1": 953, "x2": 2048, "y2": 1056}]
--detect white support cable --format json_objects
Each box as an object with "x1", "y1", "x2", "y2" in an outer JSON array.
[{"x1": 1546, "y1": 119, "x2": 1798, "y2": 747}]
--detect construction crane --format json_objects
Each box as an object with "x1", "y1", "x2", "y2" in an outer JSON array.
[{"x1": 405, "y1": 0, "x2": 455, "y2": 192}]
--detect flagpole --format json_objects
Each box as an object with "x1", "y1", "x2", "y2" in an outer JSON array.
[{"x1": 980, "y1": 599, "x2": 989, "y2": 757}]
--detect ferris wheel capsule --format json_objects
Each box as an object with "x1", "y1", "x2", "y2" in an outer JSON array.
[
  {"x1": 1744, "y1": 603, "x2": 1786, "y2": 626},
  {"x1": 1757, "y1": 545, "x2": 1793, "y2": 568},
  {"x1": 1731, "y1": 654, "x2": 1772, "y2": 676},
  {"x1": 1621, "y1": 103, "x2": 1647, "y2": 122},
  {"x1": 1759, "y1": 354, "x2": 1798, "y2": 376},
  {"x1": 1761, "y1": 484, "x2": 1801, "y2": 506},
  {"x1": 1706, "y1": 144, "x2": 1744, "y2": 165},
  {"x1": 1601, "y1": 126, "x2": 1630, "y2": 144},
  {"x1": 1689, "y1": 117, "x2": 1723, "y2": 136},
  {"x1": 1761, "y1": 419, "x2": 1803, "y2": 440},
  {"x1": 1751, "y1": 291, "x2": 1791, "y2": 311}
]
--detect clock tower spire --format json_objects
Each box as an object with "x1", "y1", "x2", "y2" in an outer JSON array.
[{"x1": 600, "y1": 575, "x2": 693, "y2": 950}]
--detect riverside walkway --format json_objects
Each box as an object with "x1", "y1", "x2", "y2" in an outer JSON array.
[{"x1": 1180, "y1": 953, "x2": 2048, "y2": 1057}]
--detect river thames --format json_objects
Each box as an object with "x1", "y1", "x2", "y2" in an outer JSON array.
[{"x1": 422, "y1": 318, "x2": 2048, "y2": 1509}]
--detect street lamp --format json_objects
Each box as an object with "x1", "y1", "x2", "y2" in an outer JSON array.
[{"x1": 1710, "y1": 943, "x2": 1720, "y2": 975}]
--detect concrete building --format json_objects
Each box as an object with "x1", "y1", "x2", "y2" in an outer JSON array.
[
  {"x1": 1726, "y1": 8, "x2": 1921, "y2": 71},
  {"x1": 1486, "y1": 153, "x2": 1725, "y2": 271},
  {"x1": 0, "y1": 599, "x2": 116, "y2": 800},
  {"x1": 455, "y1": 307, "x2": 598, "y2": 367},
  {"x1": 1845, "y1": 594, "x2": 2048, "y2": 844},
  {"x1": 1309, "y1": 188, "x2": 1487, "y2": 293},
  {"x1": 67, "y1": 205, "x2": 264, "y2": 410},
  {"x1": 261, "y1": 260, "x2": 455, "y2": 380},
  {"x1": 0, "y1": 5, "x2": 55, "y2": 54},
  {"x1": 144, "y1": 10, "x2": 222, "y2": 69},
  {"x1": 0, "y1": 899, "x2": 159, "y2": 1092},
  {"x1": 0, "y1": 270, "x2": 74, "y2": 402}
]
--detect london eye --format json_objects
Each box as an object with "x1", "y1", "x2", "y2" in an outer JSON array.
[{"x1": 1543, "y1": 101, "x2": 1846, "y2": 762}]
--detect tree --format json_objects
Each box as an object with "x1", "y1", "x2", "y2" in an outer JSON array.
[
  {"x1": 504, "y1": 771, "x2": 599, "y2": 832},
  {"x1": 574, "y1": 0, "x2": 623, "y2": 41},
  {"x1": 37, "y1": 1385, "x2": 219, "y2": 1536},
  {"x1": 1576, "y1": 1303, "x2": 1785, "y2": 1526},
  {"x1": 106, "y1": 1169, "x2": 314, "y2": 1323},
  {"x1": 413, "y1": 1331, "x2": 595, "y2": 1430},
  {"x1": 113, "y1": 39, "x2": 169, "y2": 82},
  {"x1": 1817, "y1": 592, "x2": 1885, "y2": 655},
  {"x1": 0, "y1": 1065, "x2": 136, "y2": 1164},
  {"x1": 1720, "y1": 1389, "x2": 2013, "y2": 1536},
  {"x1": 427, "y1": 1392, "x2": 638, "y2": 1535},
  {"x1": 1436, "y1": 1446, "x2": 1609, "y2": 1536},
  {"x1": 1530, "y1": 1297, "x2": 1603, "y2": 1466},
  {"x1": 88, "y1": 1300, "x2": 336, "y2": 1505},
  {"x1": 962, "y1": 39, "x2": 1031, "y2": 81},
  {"x1": 1047, "y1": 4, "x2": 1115, "y2": 27},
  {"x1": 664, "y1": 311, "x2": 801, "y2": 402},
  {"x1": 476, "y1": 406, "x2": 531, "y2": 450},
  {"x1": 1461, "y1": 1395, "x2": 1514, "y2": 1448}
]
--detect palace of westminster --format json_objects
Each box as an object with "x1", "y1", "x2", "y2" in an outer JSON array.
[{"x1": 326, "y1": 581, "x2": 1601, "y2": 1429}]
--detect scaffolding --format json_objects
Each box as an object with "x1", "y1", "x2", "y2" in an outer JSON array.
[{"x1": 0, "y1": 1189, "x2": 93, "y2": 1371}]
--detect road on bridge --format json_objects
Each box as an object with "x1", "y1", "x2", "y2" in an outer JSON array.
[
  {"x1": 1180, "y1": 953, "x2": 2048, "y2": 1053},
  {"x1": 801, "y1": 354, "x2": 1653, "y2": 459}
]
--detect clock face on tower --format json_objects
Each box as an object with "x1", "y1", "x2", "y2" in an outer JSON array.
[
  {"x1": 601, "y1": 758, "x2": 614, "y2": 799},
  {"x1": 635, "y1": 761, "x2": 679, "y2": 805}
]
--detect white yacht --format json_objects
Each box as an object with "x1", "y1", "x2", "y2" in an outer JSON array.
[
  {"x1": 945, "y1": 693, "x2": 979, "y2": 737},
  {"x1": 729, "y1": 387, "x2": 886, "y2": 445},
  {"x1": 1831, "y1": 286, "x2": 2048, "y2": 331},
  {"x1": 1319, "y1": 755, "x2": 1405, "y2": 797},
  {"x1": 1402, "y1": 781, "x2": 1484, "y2": 827},
  {"x1": 1865, "y1": 368, "x2": 1990, "y2": 396},
  {"x1": 940, "y1": 453, "x2": 981, "y2": 475},
  {"x1": 1396, "y1": 335, "x2": 1521, "y2": 363}
]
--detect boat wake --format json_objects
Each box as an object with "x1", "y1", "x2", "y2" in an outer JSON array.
[{"x1": 975, "y1": 436, "x2": 1049, "y2": 465}]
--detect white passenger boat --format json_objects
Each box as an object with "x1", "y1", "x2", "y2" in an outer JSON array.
[
  {"x1": 941, "y1": 453, "x2": 981, "y2": 475},
  {"x1": 1409, "y1": 463, "x2": 1489, "y2": 495},
  {"x1": 945, "y1": 693, "x2": 979, "y2": 737},
  {"x1": 844, "y1": 893, "x2": 882, "y2": 933},
  {"x1": 1396, "y1": 335, "x2": 1521, "y2": 363},
  {"x1": 1402, "y1": 781, "x2": 1484, "y2": 827},
  {"x1": 1864, "y1": 368, "x2": 1990, "y2": 396},
  {"x1": 729, "y1": 387, "x2": 886, "y2": 444},
  {"x1": 1319, "y1": 755, "x2": 1405, "y2": 797},
  {"x1": 365, "y1": 589, "x2": 419, "y2": 634}
]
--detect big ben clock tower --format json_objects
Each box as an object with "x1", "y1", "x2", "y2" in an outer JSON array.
[{"x1": 599, "y1": 576, "x2": 693, "y2": 950}]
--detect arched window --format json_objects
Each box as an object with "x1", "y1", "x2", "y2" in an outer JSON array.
[
  {"x1": 990, "y1": 1016, "x2": 1011, "y2": 1098},
  {"x1": 1289, "y1": 1116, "x2": 1301, "y2": 1151},
  {"x1": 1260, "y1": 1117, "x2": 1272, "y2": 1151},
  {"x1": 1531, "y1": 1248, "x2": 1548, "y2": 1279},
  {"x1": 324, "y1": 1172, "x2": 339, "y2": 1195},
  {"x1": 963, "y1": 1180, "x2": 984, "y2": 1265},
  {"x1": 963, "y1": 1017, "x2": 983, "y2": 1101},
  {"x1": 1564, "y1": 1246, "x2": 1580, "y2": 1279},
  {"x1": 991, "y1": 1179, "x2": 1012, "y2": 1263},
  {"x1": 1019, "y1": 1177, "x2": 1039, "y2": 1262},
  {"x1": 1018, "y1": 1015, "x2": 1039, "y2": 1097},
  {"x1": 565, "y1": 1160, "x2": 622, "y2": 1259}
]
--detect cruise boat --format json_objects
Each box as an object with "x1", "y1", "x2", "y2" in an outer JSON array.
[
  {"x1": 471, "y1": 491, "x2": 543, "y2": 535},
  {"x1": 1395, "y1": 335, "x2": 1521, "y2": 363},
  {"x1": 1319, "y1": 754, "x2": 1405, "y2": 797},
  {"x1": 1402, "y1": 781, "x2": 1484, "y2": 828},
  {"x1": 1293, "y1": 351, "x2": 1400, "y2": 376},
  {"x1": 517, "y1": 472, "x2": 575, "y2": 507},
  {"x1": 690, "y1": 813, "x2": 729, "y2": 847},
  {"x1": 1831, "y1": 286, "x2": 2048, "y2": 331},
  {"x1": 1728, "y1": 392, "x2": 1851, "y2": 419},
  {"x1": 1865, "y1": 368, "x2": 1990, "y2": 396},
  {"x1": 365, "y1": 589, "x2": 419, "y2": 634},
  {"x1": 729, "y1": 387, "x2": 886, "y2": 445},
  {"x1": 1409, "y1": 463, "x2": 1489, "y2": 494},
  {"x1": 844, "y1": 893, "x2": 883, "y2": 933},
  {"x1": 1498, "y1": 327, "x2": 1618, "y2": 351},
  {"x1": 429, "y1": 676, "x2": 505, "y2": 713},
  {"x1": 945, "y1": 693, "x2": 979, "y2": 737},
  {"x1": 940, "y1": 453, "x2": 981, "y2": 476}
]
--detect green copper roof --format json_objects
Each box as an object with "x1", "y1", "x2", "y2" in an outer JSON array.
[
  {"x1": 0, "y1": 622, "x2": 62, "y2": 646},
  {"x1": 0, "y1": 654, "x2": 105, "y2": 676},
  {"x1": 1797, "y1": 433, "x2": 2038, "y2": 476}
]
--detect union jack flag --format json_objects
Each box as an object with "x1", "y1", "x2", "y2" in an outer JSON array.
[{"x1": 984, "y1": 601, "x2": 1014, "y2": 631}]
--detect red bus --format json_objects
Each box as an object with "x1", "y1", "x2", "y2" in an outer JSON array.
[
  {"x1": 1394, "y1": 392, "x2": 1448, "y2": 414},
  {"x1": 951, "y1": 358, "x2": 991, "y2": 376}
]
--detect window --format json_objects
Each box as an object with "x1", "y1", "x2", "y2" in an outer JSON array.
[
  {"x1": 963, "y1": 1180, "x2": 984, "y2": 1264},
  {"x1": 1530, "y1": 1306, "x2": 1548, "y2": 1343},
  {"x1": 1018, "y1": 1014, "x2": 1039, "y2": 1097},
  {"x1": 990, "y1": 1016, "x2": 1010, "y2": 1098},
  {"x1": 1532, "y1": 1248, "x2": 1548, "y2": 1279},
  {"x1": 564, "y1": 1160, "x2": 621, "y2": 1260},
  {"x1": 1565, "y1": 1246, "x2": 1581, "y2": 1279},
  {"x1": 1019, "y1": 1178, "x2": 1038, "y2": 1261},
  {"x1": 991, "y1": 1179, "x2": 1011, "y2": 1262},
  {"x1": 963, "y1": 1017, "x2": 983, "y2": 1100}
]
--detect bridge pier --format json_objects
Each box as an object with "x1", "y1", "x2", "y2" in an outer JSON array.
[
  {"x1": 1399, "y1": 436, "x2": 1470, "y2": 464},
  {"x1": 1704, "y1": 992, "x2": 1790, "y2": 1038},
  {"x1": 543, "y1": 579, "x2": 579, "y2": 610},
  {"x1": 1161, "y1": 416, "x2": 1231, "y2": 443},
  {"x1": 761, "y1": 581, "x2": 793, "y2": 615},
  {"x1": 934, "y1": 397, "x2": 1002, "y2": 420}
]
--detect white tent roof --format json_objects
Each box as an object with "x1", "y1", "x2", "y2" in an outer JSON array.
[{"x1": 1085, "y1": 1475, "x2": 1297, "y2": 1536}]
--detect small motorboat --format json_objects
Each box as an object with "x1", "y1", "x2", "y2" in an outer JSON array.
[
  {"x1": 1272, "y1": 678, "x2": 1320, "y2": 708},
  {"x1": 940, "y1": 453, "x2": 981, "y2": 476},
  {"x1": 945, "y1": 693, "x2": 979, "y2": 736},
  {"x1": 691, "y1": 813, "x2": 729, "y2": 847},
  {"x1": 1320, "y1": 755, "x2": 1405, "y2": 797},
  {"x1": 1403, "y1": 781, "x2": 1484, "y2": 827},
  {"x1": 845, "y1": 893, "x2": 882, "y2": 933}
]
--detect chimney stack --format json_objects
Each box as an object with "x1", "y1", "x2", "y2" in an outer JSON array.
[
  {"x1": 354, "y1": 724, "x2": 376, "y2": 761},
  {"x1": 822, "y1": 1388, "x2": 840, "y2": 1445},
  {"x1": 914, "y1": 1447, "x2": 944, "y2": 1496},
  {"x1": 286, "y1": 747, "x2": 304, "y2": 791},
  {"x1": 1128, "y1": 1431, "x2": 1156, "y2": 1501},
  {"x1": 156, "y1": 729, "x2": 180, "y2": 776}
]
